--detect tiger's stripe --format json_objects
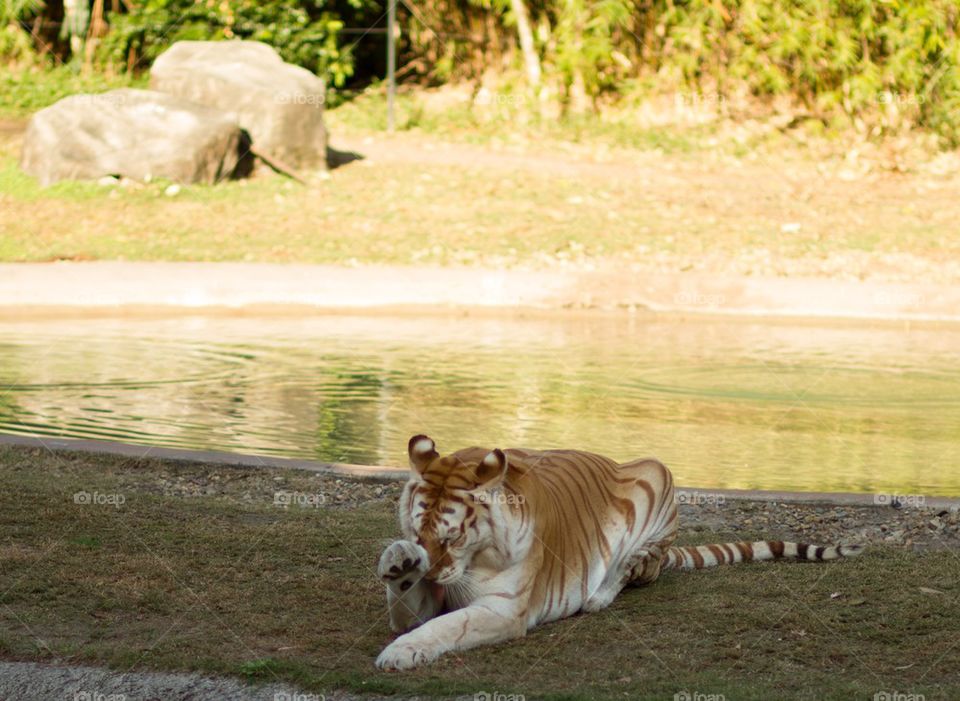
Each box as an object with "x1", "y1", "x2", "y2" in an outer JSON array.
[{"x1": 664, "y1": 541, "x2": 863, "y2": 570}]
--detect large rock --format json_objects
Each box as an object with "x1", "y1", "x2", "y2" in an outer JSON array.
[
  {"x1": 151, "y1": 40, "x2": 328, "y2": 169},
  {"x1": 20, "y1": 89, "x2": 243, "y2": 186}
]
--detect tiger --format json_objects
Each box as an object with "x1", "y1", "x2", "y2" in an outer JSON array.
[{"x1": 375, "y1": 435, "x2": 863, "y2": 670}]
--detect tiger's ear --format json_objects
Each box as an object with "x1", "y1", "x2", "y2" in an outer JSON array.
[
  {"x1": 408, "y1": 434, "x2": 439, "y2": 474},
  {"x1": 472, "y1": 449, "x2": 508, "y2": 490}
]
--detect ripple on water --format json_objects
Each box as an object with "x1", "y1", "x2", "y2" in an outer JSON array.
[{"x1": 0, "y1": 315, "x2": 957, "y2": 495}]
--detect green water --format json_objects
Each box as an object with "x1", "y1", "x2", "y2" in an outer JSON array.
[{"x1": 0, "y1": 314, "x2": 957, "y2": 495}]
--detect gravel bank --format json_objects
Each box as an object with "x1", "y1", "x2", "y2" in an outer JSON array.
[
  {"x1": 0, "y1": 661, "x2": 315, "y2": 701},
  {"x1": 680, "y1": 499, "x2": 960, "y2": 551},
  {"x1": 130, "y1": 454, "x2": 960, "y2": 551},
  {"x1": 78, "y1": 450, "x2": 960, "y2": 551}
]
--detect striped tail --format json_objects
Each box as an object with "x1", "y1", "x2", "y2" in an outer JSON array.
[{"x1": 664, "y1": 541, "x2": 863, "y2": 570}]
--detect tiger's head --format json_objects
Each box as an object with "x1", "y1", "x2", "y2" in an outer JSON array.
[{"x1": 400, "y1": 434, "x2": 509, "y2": 585}]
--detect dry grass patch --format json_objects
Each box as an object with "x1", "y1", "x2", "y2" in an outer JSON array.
[{"x1": 0, "y1": 446, "x2": 958, "y2": 700}]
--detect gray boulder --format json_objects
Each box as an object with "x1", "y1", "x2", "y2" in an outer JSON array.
[
  {"x1": 150, "y1": 40, "x2": 328, "y2": 169},
  {"x1": 20, "y1": 88, "x2": 243, "y2": 186}
]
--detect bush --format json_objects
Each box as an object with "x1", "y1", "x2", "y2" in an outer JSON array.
[
  {"x1": 97, "y1": 0, "x2": 354, "y2": 86},
  {"x1": 645, "y1": 0, "x2": 960, "y2": 144},
  {"x1": 0, "y1": 0, "x2": 44, "y2": 65},
  {"x1": 2, "y1": 0, "x2": 959, "y2": 145},
  {"x1": 379, "y1": 0, "x2": 960, "y2": 143}
]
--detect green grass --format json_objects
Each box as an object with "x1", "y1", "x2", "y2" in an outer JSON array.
[
  {"x1": 329, "y1": 85, "x2": 706, "y2": 153},
  {"x1": 0, "y1": 64, "x2": 147, "y2": 118},
  {"x1": 0, "y1": 445, "x2": 957, "y2": 700}
]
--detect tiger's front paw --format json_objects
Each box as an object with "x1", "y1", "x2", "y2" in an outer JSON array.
[
  {"x1": 378, "y1": 540, "x2": 428, "y2": 591},
  {"x1": 375, "y1": 637, "x2": 438, "y2": 670}
]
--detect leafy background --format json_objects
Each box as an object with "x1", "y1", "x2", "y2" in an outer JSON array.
[{"x1": 2, "y1": 0, "x2": 959, "y2": 143}]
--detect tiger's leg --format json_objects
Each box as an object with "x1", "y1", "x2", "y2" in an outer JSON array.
[
  {"x1": 582, "y1": 554, "x2": 643, "y2": 612},
  {"x1": 625, "y1": 537, "x2": 674, "y2": 585},
  {"x1": 583, "y1": 538, "x2": 675, "y2": 613},
  {"x1": 612, "y1": 457, "x2": 678, "y2": 590},
  {"x1": 376, "y1": 567, "x2": 533, "y2": 670},
  {"x1": 583, "y1": 469, "x2": 678, "y2": 611},
  {"x1": 378, "y1": 540, "x2": 442, "y2": 633}
]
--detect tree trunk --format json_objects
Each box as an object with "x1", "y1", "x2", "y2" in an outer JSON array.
[{"x1": 509, "y1": 0, "x2": 541, "y2": 88}]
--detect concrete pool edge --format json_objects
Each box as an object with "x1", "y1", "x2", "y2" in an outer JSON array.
[
  {"x1": 4, "y1": 433, "x2": 958, "y2": 509},
  {"x1": 2, "y1": 262, "x2": 959, "y2": 323}
]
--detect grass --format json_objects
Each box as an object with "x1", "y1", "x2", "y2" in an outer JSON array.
[
  {"x1": 0, "y1": 64, "x2": 147, "y2": 118},
  {"x1": 328, "y1": 84, "x2": 707, "y2": 153},
  {"x1": 0, "y1": 67, "x2": 958, "y2": 279},
  {"x1": 1, "y1": 445, "x2": 957, "y2": 700}
]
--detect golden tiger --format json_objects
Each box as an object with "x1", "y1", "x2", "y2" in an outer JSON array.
[{"x1": 375, "y1": 435, "x2": 862, "y2": 670}]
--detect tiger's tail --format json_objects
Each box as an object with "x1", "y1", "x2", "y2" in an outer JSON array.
[{"x1": 664, "y1": 541, "x2": 864, "y2": 570}]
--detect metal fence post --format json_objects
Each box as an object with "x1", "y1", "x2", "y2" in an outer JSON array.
[{"x1": 387, "y1": 0, "x2": 396, "y2": 132}]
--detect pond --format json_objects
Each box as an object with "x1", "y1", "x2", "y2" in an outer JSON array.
[{"x1": 0, "y1": 313, "x2": 957, "y2": 495}]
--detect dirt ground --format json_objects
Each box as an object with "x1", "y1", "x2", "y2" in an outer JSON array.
[
  {"x1": 3, "y1": 111, "x2": 960, "y2": 285},
  {"x1": 339, "y1": 128, "x2": 960, "y2": 281}
]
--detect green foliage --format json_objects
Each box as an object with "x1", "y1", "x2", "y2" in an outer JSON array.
[
  {"x1": 0, "y1": 0, "x2": 44, "y2": 25},
  {"x1": 0, "y1": 0, "x2": 44, "y2": 64},
  {"x1": 383, "y1": 0, "x2": 960, "y2": 143},
  {"x1": 98, "y1": 0, "x2": 353, "y2": 85},
  {"x1": 644, "y1": 0, "x2": 960, "y2": 144},
  {"x1": 2, "y1": 0, "x2": 959, "y2": 143},
  {"x1": 549, "y1": 0, "x2": 633, "y2": 98}
]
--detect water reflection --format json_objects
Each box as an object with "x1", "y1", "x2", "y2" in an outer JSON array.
[{"x1": 0, "y1": 314, "x2": 957, "y2": 494}]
